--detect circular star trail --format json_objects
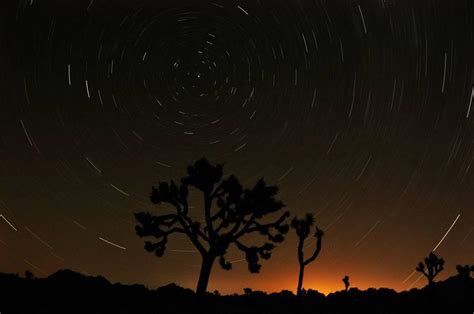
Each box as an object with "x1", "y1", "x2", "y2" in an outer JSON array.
[{"x1": 0, "y1": 0, "x2": 473, "y2": 294}]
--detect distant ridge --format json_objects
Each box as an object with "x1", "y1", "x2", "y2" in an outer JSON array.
[{"x1": 0, "y1": 269, "x2": 472, "y2": 313}]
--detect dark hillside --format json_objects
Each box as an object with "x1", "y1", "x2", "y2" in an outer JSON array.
[{"x1": 0, "y1": 270, "x2": 472, "y2": 314}]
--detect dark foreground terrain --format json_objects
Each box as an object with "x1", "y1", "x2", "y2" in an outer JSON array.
[{"x1": 0, "y1": 270, "x2": 472, "y2": 314}]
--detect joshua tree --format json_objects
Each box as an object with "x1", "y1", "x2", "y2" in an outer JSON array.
[
  {"x1": 25, "y1": 270, "x2": 35, "y2": 280},
  {"x1": 415, "y1": 252, "x2": 445, "y2": 285},
  {"x1": 342, "y1": 275, "x2": 350, "y2": 291},
  {"x1": 291, "y1": 213, "x2": 324, "y2": 296},
  {"x1": 135, "y1": 158, "x2": 290, "y2": 295},
  {"x1": 456, "y1": 264, "x2": 474, "y2": 278}
]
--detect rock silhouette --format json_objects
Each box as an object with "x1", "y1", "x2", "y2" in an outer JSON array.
[
  {"x1": 416, "y1": 252, "x2": 445, "y2": 285},
  {"x1": 134, "y1": 158, "x2": 290, "y2": 294},
  {"x1": 0, "y1": 269, "x2": 473, "y2": 314},
  {"x1": 291, "y1": 213, "x2": 324, "y2": 296}
]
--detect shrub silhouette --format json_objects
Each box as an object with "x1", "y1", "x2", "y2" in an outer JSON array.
[
  {"x1": 243, "y1": 287, "x2": 253, "y2": 296},
  {"x1": 134, "y1": 158, "x2": 290, "y2": 294},
  {"x1": 342, "y1": 275, "x2": 350, "y2": 291},
  {"x1": 25, "y1": 270, "x2": 35, "y2": 280},
  {"x1": 456, "y1": 264, "x2": 474, "y2": 277},
  {"x1": 415, "y1": 252, "x2": 444, "y2": 285},
  {"x1": 291, "y1": 213, "x2": 324, "y2": 296}
]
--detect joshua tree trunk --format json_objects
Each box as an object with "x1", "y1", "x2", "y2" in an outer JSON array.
[
  {"x1": 291, "y1": 214, "x2": 324, "y2": 296},
  {"x1": 296, "y1": 263, "x2": 305, "y2": 296},
  {"x1": 196, "y1": 254, "x2": 216, "y2": 295}
]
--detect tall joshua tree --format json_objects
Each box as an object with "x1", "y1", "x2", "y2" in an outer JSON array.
[
  {"x1": 291, "y1": 213, "x2": 324, "y2": 296},
  {"x1": 134, "y1": 158, "x2": 290, "y2": 295},
  {"x1": 415, "y1": 252, "x2": 445, "y2": 285}
]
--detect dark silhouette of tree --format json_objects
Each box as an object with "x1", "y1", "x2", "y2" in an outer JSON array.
[
  {"x1": 243, "y1": 288, "x2": 253, "y2": 296},
  {"x1": 25, "y1": 270, "x2": 35, "y2": 280},
  {"x1": 342, "y1": 275, "x2": 350, "y2": 291},
  {"x1": 291, "y1": 213, "x2": 324, "y2": 296},
  {"x1": 134, "y1": 158, "x2": 290, "y2": 295},
  {"x1": 415, "y1": 252, "x2": 445, "y2": 285},
  {"x1": 456, "y1": 265, "x2": 474, "y2": 278}
]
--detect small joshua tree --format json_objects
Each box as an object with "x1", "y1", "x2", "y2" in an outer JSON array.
[
  {"x1": 291, "y1": 213, "x2": 324, "y2": 296},
  {"x1": 415, "y1": 252, "x2": 444, "y2": 285},
  {"x1": 25, "y1": 270, "x2": 35, "y2": 280},
  {"x1": 135, "y1": 158, "x2": 290, "y2": 295},
  {"x1": 342, "y1": 275, "x2": 350, "y2": 291},
  {"x1": 456, "y1": 264, "x2": 474, "y2": 278}
]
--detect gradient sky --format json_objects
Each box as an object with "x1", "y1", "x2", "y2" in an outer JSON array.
[{"x1": 0, "y1": 0, "x2": 473, "y2": 295}]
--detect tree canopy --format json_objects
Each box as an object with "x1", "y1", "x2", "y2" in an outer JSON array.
[{"x1": 135, "y1": 158, "x2": 290, "y2": 293}]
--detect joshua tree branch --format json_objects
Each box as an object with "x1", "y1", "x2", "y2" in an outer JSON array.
[
  {"x1": 165, "y1": 227, "x2": 186, "y2": 235},
  {"x1": 297, "y1": 237, "x2": 305, "y2": 265},
  {"x1": 223, "y1": 218, "x2": 242, "y2": 237},
  {"x1": 304, "y1": 232, "x2": 323, "y2": 265},
  {"x1": 174, "y1": 215, "x2": 208, "y2": 255},
  {"x1": 233, "y1": 214, "x2": 256, "y2": 239},
  {"x1": 245, "y1": 211, "x2": 289, "y2": 234},
  {"x1": 204, "y1": 193, "x2": 216, "y2": 241},
  {"x1": 211, "y1": 208, "x2": 225, "y2": 221},
  {"x1": 180, "y1": 212, "x2": 209, "y2": 242}
]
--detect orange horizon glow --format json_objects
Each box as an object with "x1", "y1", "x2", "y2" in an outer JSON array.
[{"x1": 0, "y1": 251, "x2": 462, "y2": 297}]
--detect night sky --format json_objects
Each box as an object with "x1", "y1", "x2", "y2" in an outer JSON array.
[{"x1": 0, "y1": 0, "x2": 473, "y2": 295}]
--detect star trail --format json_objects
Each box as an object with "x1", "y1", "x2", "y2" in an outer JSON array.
[{"x1": 0, "y1": 0, "x2": 473, "y2": 295}]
